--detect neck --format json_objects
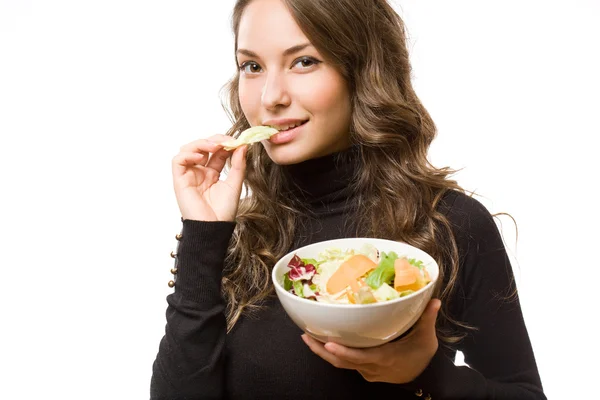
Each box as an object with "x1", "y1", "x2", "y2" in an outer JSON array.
[{"x1": 282, "y1": 145, "x2": 361, "y2": 214}]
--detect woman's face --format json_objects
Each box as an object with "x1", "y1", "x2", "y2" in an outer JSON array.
[{"x1": 236, "y1": 0, "x2": 352, "y2": 165}]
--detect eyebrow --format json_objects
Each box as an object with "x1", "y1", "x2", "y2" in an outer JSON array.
[{"x1": 236, "y1": 43, "x2": 313, "y2": 58}]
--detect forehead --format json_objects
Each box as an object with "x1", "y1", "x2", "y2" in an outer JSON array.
[{"x1": 237, "y1": 0, "x2": 310, "y2": 52}]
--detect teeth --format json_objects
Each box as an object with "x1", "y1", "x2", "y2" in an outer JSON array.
[{"x1": 273, "y1": 121, "x2": 304, "y2": 131}]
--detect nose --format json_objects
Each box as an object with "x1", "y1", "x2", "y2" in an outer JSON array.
[{"x1": 261, "y1": 71, "x2": 291, "y2": 110}]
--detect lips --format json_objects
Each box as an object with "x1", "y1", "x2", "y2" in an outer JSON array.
[{"x1": 268, "y1": 120, "x2": 308, "y2": 144}]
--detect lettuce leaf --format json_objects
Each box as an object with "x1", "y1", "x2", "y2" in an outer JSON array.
[
  {"x1": 365, "y1": 251, "x2": 399, "y2": 289},
  {"x1": 372, "y1": 282, "x2": 400, "y2": 302},
  {"x1": 407, "y1": 258, "x2": 424, "y2": 269},
  {"x1": 283, "y1": 272, "x2": 293, "y2": 291},
  {"x1": 353, "y1": 286, "x2": 377, "y2": 304},
  {"x1": 292, "y1": 280, "x2": 304, "y2": 298}
]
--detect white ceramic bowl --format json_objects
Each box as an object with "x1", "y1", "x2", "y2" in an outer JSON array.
[{"x1": 272, "y1": 238, "x2": 439, "y2": 348}]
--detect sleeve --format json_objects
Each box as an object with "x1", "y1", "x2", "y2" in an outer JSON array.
[
  {"x1": 405, "y1": 194, "x2": 546, "y2": 400},
  {"x1": 150, "y1": 219, "x2": 236, "y2": 400}
]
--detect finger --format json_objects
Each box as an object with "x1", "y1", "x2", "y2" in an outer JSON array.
[
  {"x1": 413, "y1": 298, "x2": 441, "y2": 335},
  {"x1": 172, "y1": 152, "x2": 207, "y2": 176},
  {"x1": 205, "y1": 147, "x2": 232, "y2": 173},
  {"x1": 301, "y1": 335, "x2": 358, "y2": 370},
  {"x1": 322, "y1": 342, "x2": 382, "y2": 366},
  {"x1": 179, "y1": 135, "x2": 229, "y2": 154},
  {"x1": 224, "y1": 145, "x2": 248, "y2": 191},
  {"x1": 205, "y1": 134, "x2": 235, "y2": 144},
  {"x1": 174, "y1": 146, "x2": 210, "y2": 169}
]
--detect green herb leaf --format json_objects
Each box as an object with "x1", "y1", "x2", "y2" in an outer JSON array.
[
  {"x1": 407, "y1": 258, "x2": 424, "y2": 269},
  {"x1": 365, "y1": 251, "x2": 399, "y2": 289},
  {"x1": 283, "y1": 272, "x2": 293, "y2": 291}
]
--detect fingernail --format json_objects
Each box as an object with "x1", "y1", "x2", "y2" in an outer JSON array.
[{"x1": 324, "y1": 343, "x2": 336, "y2": 353}]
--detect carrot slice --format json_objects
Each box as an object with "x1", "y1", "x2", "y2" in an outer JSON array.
[
  {"x1": 349, "y1": 279, "x2": 361, "y2": 293},
  {"x1": 347, "y1": 291, "x2": 356, "y2": 304},
  {"x1": 394, "y1": 268, "x2": 418, "y2": 287},
  {"x1": 327, "y1": 255, "x2": 377, "y2": 294},
  {"x1": 394, "y1": 258, "x2": 418, "y2": 288},
  {"x1": 395, "y1": 266, "x2": 427, "y2": 292},
  {"x1": 394, "y1": 258, "x2": 412, "y2": 270}
]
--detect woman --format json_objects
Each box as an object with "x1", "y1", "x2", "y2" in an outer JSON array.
[{"x1": 151, "y1": 0, "x2": 545, "y2": 399}]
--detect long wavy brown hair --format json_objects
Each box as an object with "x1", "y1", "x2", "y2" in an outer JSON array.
[{"x1": 220, "y1": 0, "x2": 471, "y2": 344}]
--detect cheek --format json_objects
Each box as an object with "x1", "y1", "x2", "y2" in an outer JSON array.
[
  {"x1": 238, "y1": 79, "x2": 262, "y2": 124},
  {"x1": 298, "y1": 75, "x2": 350, "y2": 119}
]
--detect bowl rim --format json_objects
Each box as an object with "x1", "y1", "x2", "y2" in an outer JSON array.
[{"x1": 271, "y1": 237, "x2": 439, "y2": 309}]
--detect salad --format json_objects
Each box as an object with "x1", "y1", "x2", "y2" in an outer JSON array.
[{"x1": 281, "y1": 244, "x2": 431, "y2": 304}]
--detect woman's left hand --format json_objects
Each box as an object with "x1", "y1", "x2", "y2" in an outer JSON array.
[{"x1": 301, "y1": 298, "x2": 441, "y2": 384}]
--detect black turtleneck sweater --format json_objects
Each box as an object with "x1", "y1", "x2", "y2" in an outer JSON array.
[{"x1": 150, "y1": 147, "x2": 545, "y2": 400}]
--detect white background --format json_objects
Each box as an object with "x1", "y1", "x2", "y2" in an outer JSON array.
[{"x1": 1, "y1": 0, "x2": 598, "y2": 399}]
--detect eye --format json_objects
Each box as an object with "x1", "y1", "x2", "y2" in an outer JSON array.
[
  {"x1": 292, "y1": 56, "x2": 321, "y2": 69},
  {"x1": 239, "y1": 61, "x2": 262, "y2": 74}
]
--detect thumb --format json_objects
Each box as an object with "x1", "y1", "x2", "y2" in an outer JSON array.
[
  {"x1": 415, "y1": 298, "x2": 441, "y2": 334},
  {"x1": 225, "y1": 145, "x2": 248, "y2": 192}
]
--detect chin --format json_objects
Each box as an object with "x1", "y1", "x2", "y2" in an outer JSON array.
[
  {"x1": 267, "y1": 151, "x2": 308, "y2": 166},
  {"x1": 262, "y1": 143, "x2": 314, "y2": 166}
]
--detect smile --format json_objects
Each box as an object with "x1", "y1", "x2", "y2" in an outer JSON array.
[
  {"x1": 270, "y1": 120, "x2": 309, "y2": 132},
  {"x1": 268, "y1": 120, "x2": 308, "y2": 145}
]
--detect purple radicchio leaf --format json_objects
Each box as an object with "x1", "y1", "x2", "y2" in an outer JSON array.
[{"x1": 287, "y1": 255, "x2": 316, "y2": 281}]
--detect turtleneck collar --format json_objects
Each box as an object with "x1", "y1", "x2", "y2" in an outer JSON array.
[{"x1": 281, "y1": 144, "x2": 361, "y2": 215}]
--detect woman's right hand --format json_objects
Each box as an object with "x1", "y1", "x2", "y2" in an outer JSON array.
[{"x1": 172, "y1": 134, "x2": 248, "y2": 222}]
